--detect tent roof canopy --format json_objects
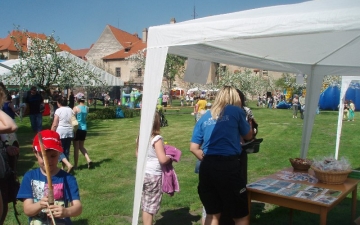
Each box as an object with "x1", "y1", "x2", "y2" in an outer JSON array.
[{"x1": 148, "y1": 0, "x2": 360, "y2": 76}]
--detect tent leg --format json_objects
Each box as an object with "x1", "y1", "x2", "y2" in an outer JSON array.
[{"x1": 300, "y1": 72, "x2": 325, "y2": 158}]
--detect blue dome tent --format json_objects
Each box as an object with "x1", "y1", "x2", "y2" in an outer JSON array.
[
  {"x1": 318, "y1": 85, "x2": 340, "y2": 110},
  {"x1": 345, "y1": 83, "x2": 360, "y2": 108},
  {"x1": 319, "y1": 83, "x2": 360, "y2": 111}
]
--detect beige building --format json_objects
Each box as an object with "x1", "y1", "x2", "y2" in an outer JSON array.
[
  {"x1": 225, "y1": 65, "x2": 283, "y2": 80},
  {"x1": 85, "y1": 25, "x2": 147, "y2": 89}
]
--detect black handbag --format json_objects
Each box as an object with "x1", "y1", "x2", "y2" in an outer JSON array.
[{"x1": 242, "y1": 138, "x2": 263, "y2": 154}]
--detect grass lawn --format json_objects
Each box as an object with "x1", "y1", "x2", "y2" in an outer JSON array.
[{"x1": 4, "y1": 101, "x2": 360, "y2": 225}]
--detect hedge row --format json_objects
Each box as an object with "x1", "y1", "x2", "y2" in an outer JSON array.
[{"x1": 87, "y1": 106, "x2": 141, "y2": 120}]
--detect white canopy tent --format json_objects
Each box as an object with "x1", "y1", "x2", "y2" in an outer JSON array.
[
  {"x1": 0, "y1": 51, "x2": 123, "y2": 86},
  {"x1": 133, "y1": 0, "x2": 360, "y2": 224},
  {"x1": 335, "y1": 76, "x2": 359, "y2": 160}
]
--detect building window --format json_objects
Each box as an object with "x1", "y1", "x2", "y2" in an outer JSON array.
[
  {"x1": 116, "y1": 67, "x2": 121, "y2": 77},
  {"x1": 137, "y1": 68, "x2": 142, "y2": 77}
]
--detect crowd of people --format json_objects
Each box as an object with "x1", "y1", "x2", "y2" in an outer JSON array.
[
  {"x1": 0, "y1": 83, "x2": 357, "y2": 225},
  {"x1": 255, "y1": 92, "x2": 308, "y2": 119},
  {"x1": 0, "y1": 84, "x2": 96, "y2": 224},
  {"x1": 343, "y1": 100, "x2": 356, "y2": 121},
  {"x1": 257, "y1": 93, "x2": 282, "y2": 108}
]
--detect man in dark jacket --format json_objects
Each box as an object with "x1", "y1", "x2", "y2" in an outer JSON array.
[{"x1": 25, "y1": 86, "x2": 43, "y2": 133}]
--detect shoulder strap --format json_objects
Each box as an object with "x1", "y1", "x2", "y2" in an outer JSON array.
[{"x1": 13, "y1": 202, "x2": 20, "y2": 225}]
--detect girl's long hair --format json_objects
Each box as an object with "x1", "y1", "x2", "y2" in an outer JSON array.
[
  {"x1": 152, "y1": 112, "x2": 161, "y2": 136},
  {"x1": 210, "y1": 86, "x2": 241, "y2": 119},
  {"x1": 0, "y1": 82, "x2": 7, "y2": 107}
]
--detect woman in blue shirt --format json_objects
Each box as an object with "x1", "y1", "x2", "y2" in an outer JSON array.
[
  {"x1": 190, "y1": 86, "x2": 253, "y2": 225},
  {"x1": 72, "y1": 96, "x2": 93, "y2": 169}
]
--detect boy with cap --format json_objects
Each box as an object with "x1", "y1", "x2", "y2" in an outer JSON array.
[{"x1": 17, "y1": 130, "x2": 82, "y2": 224}]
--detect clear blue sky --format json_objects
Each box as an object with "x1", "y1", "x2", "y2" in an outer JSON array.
[{"x1": 1, "y1": 0, "x2": 307, "y2": 50}]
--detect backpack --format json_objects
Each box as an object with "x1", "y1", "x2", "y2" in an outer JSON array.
[{"x1": 0, "y1": 140, "x2": 21, "y2": 225}]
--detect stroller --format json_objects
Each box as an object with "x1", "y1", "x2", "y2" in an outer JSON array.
[{"x1": 159, "y1": 111, "x2": 168, "y2": 127}]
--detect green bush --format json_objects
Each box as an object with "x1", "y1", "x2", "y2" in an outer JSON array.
[
  {"x1": 87, "y1": 107, "x2": 116, "y2": 120},
  {"x1": 87, "y1": 106, "x2": 140, "y2": 120},
  {"x1": 118, "y1": 106, "x2": 141, "y2": 118}
]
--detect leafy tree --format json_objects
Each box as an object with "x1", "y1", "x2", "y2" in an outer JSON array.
[
  {"x1": 214, "y1": 67, "x2": 275, "y2": 99},
  {"x1": 124, "y1": 49, "x2": 146, "y2": 85},
  {"x1": 126, "y1": 50, "x2": 186, "y2": 104},
  {"x1": 275, "y1": 73, "x2": 342, "y2": 97},
  {"x1": 275, "y1": 73, "x2": 306, "y2": 96},
  {"x1": 126, "y1": 49, "x2": 146, "y2": 74},
  {"x1": 163, "y1": 54, "x2": 186, "y2": 103},
  {"x1": 3, "y1": 29, "x2": 104, "y2": 100}
]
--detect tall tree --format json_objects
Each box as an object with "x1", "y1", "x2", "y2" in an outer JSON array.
[
  {"x1": 215, "y1": 67, "x2": 274, "y2": 99},
  {"x1": 3, "y1": 29, "x2": 104, "y2": 99},
  {"x1": 275, "y1": 73, "x2": 309, "y2": 97},
  {"x1": 163, "y1": 54, "x2": 186, "y2": 103},
  {"x1": 126, "y1": 50, "x2": 186, "y2": 104},
  {"x1": 125, "y1": 49, "x2": 146, "y2": 75}
]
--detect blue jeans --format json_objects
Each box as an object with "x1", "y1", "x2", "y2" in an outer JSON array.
[
  {"x1": 59, "y1": 137, "x2": 73, "y2": 162},
  {"x1": 29, "y1": 113, "x2": 43, "y2": 132}
]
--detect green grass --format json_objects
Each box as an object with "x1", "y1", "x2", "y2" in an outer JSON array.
[{"x1": 4, "y1": 101, "x2": 360, "y2": 225}]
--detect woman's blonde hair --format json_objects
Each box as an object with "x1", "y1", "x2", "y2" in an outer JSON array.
[
  {"x1": 152, "y1": 112, "x2": 161, "y2": 136},
  {"x1": 210, "y1": 86, "x2": 241, "y2": 119}
]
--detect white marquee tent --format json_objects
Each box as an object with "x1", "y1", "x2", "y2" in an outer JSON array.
[
  {"x1": 133, "y1": 0, "x2": 360, "y2": 224},
  {"x1": 0, "y1": 51, "x2": 123, "y2": 86}
]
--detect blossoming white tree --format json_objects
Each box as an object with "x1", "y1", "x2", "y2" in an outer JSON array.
[
  {"x1": 214, "y1": 68, "x2": 276, "y2": 99},
  {"x1": 3, "y1": 30, "x2": 104, "y2": 99}
]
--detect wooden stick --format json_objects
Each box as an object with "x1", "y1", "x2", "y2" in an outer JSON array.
[
  {"x1": 38, "y1": 133, "x2": 54, "y2": 205},
  {"x1": 46, "y1": 202, "x2": 56, "y2": 225}
]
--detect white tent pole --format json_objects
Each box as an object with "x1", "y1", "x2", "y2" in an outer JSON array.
[
  {"x1": 131, "y1": 46, "x2": 168, "y2": 225},
  {"x1": 300, "y1": 71, "x2": 325, "y2": 158},
  {"x1": 335, "y1": 87, "x2": 345, "y2": 160},
  {"x1": 335, "y1": 76, "x2": 357, "y2": 159}
]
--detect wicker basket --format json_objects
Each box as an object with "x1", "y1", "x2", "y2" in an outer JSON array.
[
  {"x1": 289, "y1": 158, "x2": 312, "y2": 171},
  {"x1": 311, "y1": 166, "x2": 352, "y2": 184}
]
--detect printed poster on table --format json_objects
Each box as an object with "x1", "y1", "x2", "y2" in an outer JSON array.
[{"x1": 247, "y1": 178, "x2": 342, "y2": 204}]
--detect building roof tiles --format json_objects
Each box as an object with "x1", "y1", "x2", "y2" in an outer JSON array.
[{"x1": 103, "y1": 40, "x2": 146, "y2": 60}]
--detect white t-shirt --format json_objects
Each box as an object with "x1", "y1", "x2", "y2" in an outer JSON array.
[
  {"x1": 145, "y1": 135, "x2": 163, "y2": 175},
  {"x1": 55, "y1": 106, "x2": 74, "y2": 138}
]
